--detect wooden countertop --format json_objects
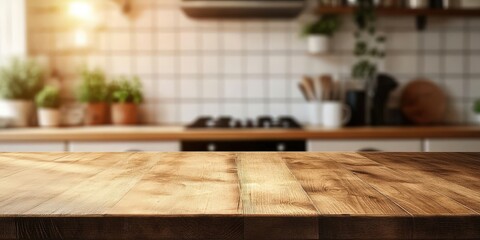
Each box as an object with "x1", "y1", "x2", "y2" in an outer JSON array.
[
  {"x1": 0, "y1": 125, "x2": 480, "y2": 141},
  {"x1": 0, "y1": 152, "x2": 479, "y2": 239}
]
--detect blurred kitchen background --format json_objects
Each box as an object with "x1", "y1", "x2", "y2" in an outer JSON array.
[
  {"x1": 19, "y1": 0, "x2": 479, "y2": 125},
  {"x1": 0, "y1": 0, "x2": 479, "y2": 152}
]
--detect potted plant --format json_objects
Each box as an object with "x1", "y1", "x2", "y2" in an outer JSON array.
[
  {"x1": 350, "y1": 0, "x2": 386, "y2": 125},
  {"x1": 0, "y1": 58, "x2": 44, "y2": 127},
  {"x1": 76, "y1": 68, "x2": 111, "y2": 125},
  {"x1": 35, "y1": 86, "x2": 61, "y2": 127},
  {"x1": 110, "y1": 76, "x2": 143, "y2": 125},
  {"x1": 303, "y1": 14, "x2": 341, "y2": 54},
  {"x1": 474, "y1": 99, "x2": 480, "y2": 125}
]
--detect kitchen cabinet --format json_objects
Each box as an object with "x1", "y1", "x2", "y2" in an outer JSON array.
[
  {"x1": 308, "y1": 139, "x2": 422, "y2": 152},
  {"x1": 68, "y1": 141, "x2": 180, "y2": 152},
  {"x1": 424, "y1": 139, "x2": 480, "y2": 152},
  {"x1": 0, "y1": 141, "x2": 66, "y2": 152}
]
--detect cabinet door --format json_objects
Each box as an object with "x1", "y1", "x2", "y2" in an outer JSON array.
[
  {"x1": 69, "y1": 141, "x2": 180, "y2": 152},
  {"x1": 308, "y1": 139, "x2": 422, "y2": 152},
  {"x1": 425, "y1": 139, "x2": 480, "y2": 152},
  {"x1": 0, "y1": 142, "x2": 66, "y2": 152}
]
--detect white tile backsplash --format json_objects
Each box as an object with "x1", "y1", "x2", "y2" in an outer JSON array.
[
  {"x1": 179, "y1": 31, "x2": 198, "y2": 51},
  {"x1": 157, "y1": 32, "x2": 176, "y2": 51},
  {"x1": 111, "y1": 55, "x2": 132, "y2": 75},
  {"x1": 27, "y1": 0, "x2": 480, "y2": 125},
  {"x1": 245, "y1": 32, "x2": 266, "y2": 51},
  {"x1": 134, "y1": 55, "x2": 154, "y2": 75},
  {"x1": 246, "y1": 78, "x2": 265, "y2": 99},
  {"x1": 157, "y1": 80, "x2": 177, "y2": 99},
  {"x1": 223, "y1": 31, "x2": 244, "y2": 51},
  {"x1": 445, "y1": 55, "x2": 464, "y2": 75},
  {"x1": 201, "y1": 32, "x2": 220, "y2": 51},
  {"x1": 444, "y1": 32, "x2": 465, "y2": 50},
  {"x1": 245, "y1": 55, "x2": 265, "y2": 75},
  {"x1": 388, "y1": 32, "x2": 418, "y2": 51},
  {"x1": 134, "y1": 32, "x2": 154, "y2": 51},
  {"x1": 202, "y1": 55, "x2": 220, "y2": 74}
]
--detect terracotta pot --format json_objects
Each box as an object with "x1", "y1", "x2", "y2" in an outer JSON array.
[
  {"x1": 84, "y1": 102, "x2": 109, "y2": 125},
  {"x1": 111, "y1": 103, "x2": 139, "y2": 125}
]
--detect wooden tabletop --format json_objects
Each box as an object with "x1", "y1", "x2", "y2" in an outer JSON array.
[
  {"x1": 1, "y1": 125, "x2": 480, "y2": 141},
  {"x1": 0, "y1": 152, "x2": 479, "y2": 239}
]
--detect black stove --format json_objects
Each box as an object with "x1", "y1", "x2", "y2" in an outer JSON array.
[
  {"x1": 186, "y1": 116, "x2": 303, "y2": 129},
  {"x1": 182, "y1": 116, "x2": 306, "y2": 152}
]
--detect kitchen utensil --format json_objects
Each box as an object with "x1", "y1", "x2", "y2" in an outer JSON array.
[
  {"x1": 346, "y1": 90, "x2": 366, "y2": 126},
  {"x1": 321, "y1": 101, "x2": 351, "y2": 128},
  {"x1": 298, "y1": 83, "x2": 310, "y2": 101},
  {"x1": 320, "y1": 75, "x2": 333, "y2": 101},
  {"x1": 315, "y1": 77, "x2": 323, "y2": 101},
  {"x1": 371, "y1": 74, "x2": 398, "y2": 126},
  {"x1": 401, "y1": 79, "x2": 447, "y2": 125},
  {"x1": 303, "y1": 76, "x2": 316, "y2": 99},
  {"x1": 299, "y1": 82, "x2": 315, "y2": 101},
  {"x1": 301, "y1": 77, "x2": 316, "y2": 101}
]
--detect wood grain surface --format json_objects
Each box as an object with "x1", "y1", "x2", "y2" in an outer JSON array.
[
  {"x1": 0, "y1": 152, "x2": 479, "y2": 239},
  {"x1": 1, "y1": 125, "x2": 480, "y2": 141}
]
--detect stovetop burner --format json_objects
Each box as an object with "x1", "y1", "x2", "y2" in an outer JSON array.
[{"x1": 186, "y1": 116, "x2": 303, "y2": 129}]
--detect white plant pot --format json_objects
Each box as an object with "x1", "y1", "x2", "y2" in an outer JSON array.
[
  {"x1": 474, "y1": 114, "x2": 480, "y2": 125},
  {"x1": 308, "y1": 35, "x2": 329, "y2": 54},
  {"x1": 0, "y1": 100, "x2": 34, "y2": 127},
  {"x1": 38, "y1": 108, "x2": 61, "y2": 128}
]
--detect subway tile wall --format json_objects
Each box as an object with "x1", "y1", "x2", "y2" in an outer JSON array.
[{"x1": 27, "y1": 0, "x2": 479, "y2": 125}]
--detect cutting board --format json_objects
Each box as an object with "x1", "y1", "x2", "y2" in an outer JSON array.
[{"x1": 401, "y1": 79, "x2": 447, "y2": 125}]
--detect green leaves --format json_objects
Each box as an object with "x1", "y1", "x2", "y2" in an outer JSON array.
[
  {"x1": 35, "y1": 85, "x2": 60, "y2": 109},
  {"x1": 76, "y1": 68, "x2": 110, "y2": 103},
  {"x1": 303, "y1": 14, "x2": 341, "y2": 37},
  {"x1": 474, "y1": 99, "x2": 480, "y2": 114},
  {"x1": 354, "y1": 41, "x2": 367, "y2": 56},
  {"x1": 352, "y1": 60, "x2": 377, "y2": 80},
  {"x1": 110, "y1": 76, "x2": 143, "y2": 104},
  {"x1": 351, "y1": 0, "x2": 387, "y2": 80},
  {"x1": 76, "y1": 68, "x2": 143, "y2": 105},
  {"x1": 0, "y1": 58, "x2": 44, "y2": 100}
]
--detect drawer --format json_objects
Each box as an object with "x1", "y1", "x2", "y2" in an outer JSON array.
[
  {"x1": 308, "y1": 139, "x2": 423, "y2": 152},
  {"x1": 69, "y1": 141, "x2": 180, "y2": 152},
  {"x1": 0, "y1": 141, "x2": 66, "y2": 152},
  {"x1": 425, "y1": 139, "x2": 480, "y2": 152}
]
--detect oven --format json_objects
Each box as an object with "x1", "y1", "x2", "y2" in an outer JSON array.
[
  {"x1": 182, "y1": 116, "x2": 306, "y2": 152},
  {"x1": 181, "y1": 140, "x2": 306, "y2": 152}
]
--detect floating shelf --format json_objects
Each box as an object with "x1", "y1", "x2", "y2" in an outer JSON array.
[
  {"x1": 316, "y1": 7, "x2": 480, "y2": 30},
  {"x1": 316, "y1": 7, "x2": 480, "y2": 16}
]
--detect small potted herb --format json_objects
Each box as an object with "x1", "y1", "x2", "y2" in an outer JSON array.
[
  {"x1": 0, "y1": 58, "x2": 44, "y2": 127},
  {"x1": 35, "y1": 86, "x2": 61, "y2": 127},
  {"x1": 303, "y1": 14, "x2": 340, "y2": 54},
  {"x1": 76, "y1": 68, "x2": 111, "y2": 125},
  {"x1": 110, "y1": 76, "x2": 143, "y2": 125},
  {"x1": 474, "y1": 99, "x2": 480, "y2": 125}
]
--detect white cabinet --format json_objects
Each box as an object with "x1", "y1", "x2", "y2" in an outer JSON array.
[
  {"x1": 425, "y1": 139, "x2": 480, "y2": 152},
  {"x1": 308, "y1": 139, "x2": 422, "y2": 152},
  {"x1": 0, "y1": 141, "x2": 66, "y2": 152},
  {"x1": 69, "y1": 141, "x2": 180, "y2": 152}
]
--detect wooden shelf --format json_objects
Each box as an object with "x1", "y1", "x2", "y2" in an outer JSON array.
[
  {"x1": 316, "y1": 7, "x2": 480, "y2": 30},
  {"x1": 316, "y1": 7, "x2": 480, "y2": 16}
]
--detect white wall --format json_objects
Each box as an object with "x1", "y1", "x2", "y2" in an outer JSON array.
[
  {"x1": 0, "y1": 0, "x2": 26, "y2": 65},
  {"x1": 26, "y1": 0, "x2": 480, "y2": 125}
]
